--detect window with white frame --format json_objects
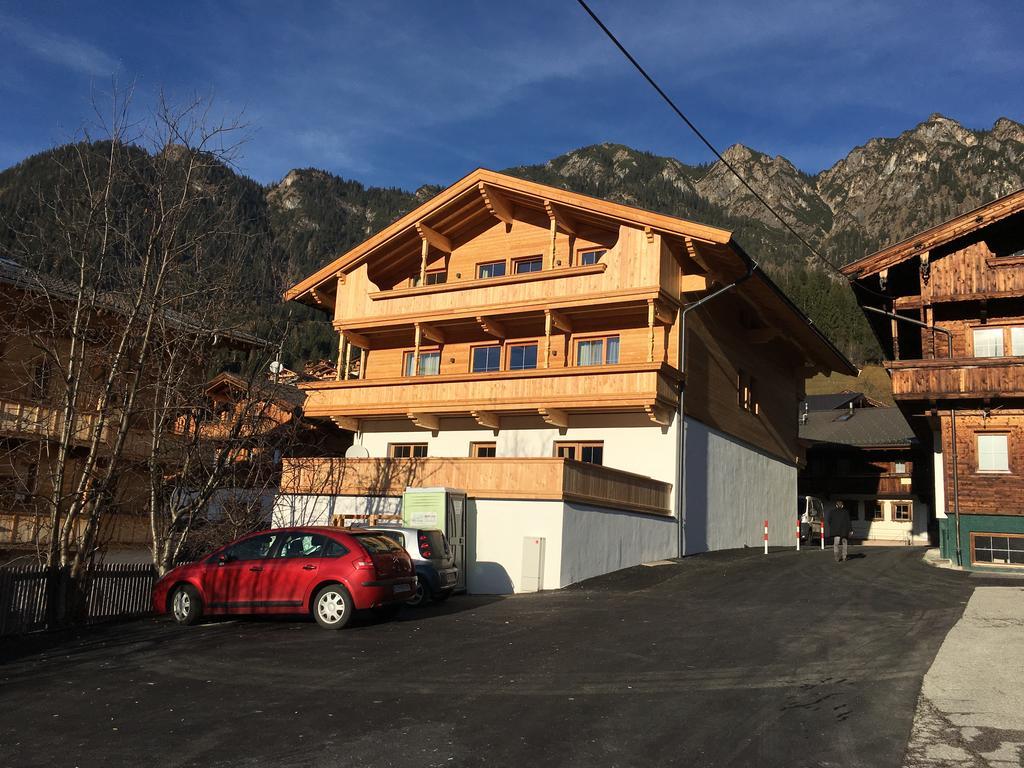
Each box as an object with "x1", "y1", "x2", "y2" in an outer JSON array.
[
  {"x1": 973, "y1": 327, "x2": 1004, "y2": 357},
  {"x1": 977, "y1": 433, "x2": 1009, "y2": 472},
  {"x1": 1012, "y1": 327, "x2": 1024, "y2": 356}
]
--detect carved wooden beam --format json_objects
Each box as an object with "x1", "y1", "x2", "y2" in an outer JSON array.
[
  {"x1": 679, "y1": 274, "x2": 709, "y2": 293},
  {"x1": 471, "y1": 410, "x2": 501, "y2": 432},
  {"x1": 547, "y1": 309, "x2": 572, "y2": 334},
  {"x1": 417, "y1": 322, "x2": 446, "y2": 345},
  {"x1": 539, "y1": 408, "x2": 569, "y2": 429},
  {"x1": 544, "y1": 200, "x2": 577, "y2": 235},
  {"x1": 331, "y1": 416, "x2": 361, "y2": 433},
  {"x1": 644, "y1": 403, "x2": 672, "y2": 427},
  {"x1": 408, "y1": 412, "x2": 440, "y2": 432},
  {"x1": 310, "y1": 287, "x2": 327, "y2": 306},
  {"x1": 476, "y1": 316, "x2": 506, "y2": 340},
  {"x1": 479, "y1": 182, "x2": 515, "y2": 225},
  {"x1": 342, "y1": 330, "x2": 371, "y2": 349},
  {"x1": 415, "y1": 222, "x2": 452, "y2": 253},
  {"x1": 644, "y1": 226, "x2": 655, "y2": 244},
  {"x1": 652, "y1": 301, "x2": 675, "y2": 326}
]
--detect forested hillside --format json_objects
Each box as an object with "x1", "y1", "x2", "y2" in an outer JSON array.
[{"x1": 1, "y1": 113, "x2": 1020, "y2": 367}]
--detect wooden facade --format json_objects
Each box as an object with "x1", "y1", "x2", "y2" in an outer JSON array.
[
  {"x1": 843, "y1": 189, "x2": 1024, "y2": 568},
  {"x1": 285, "y1": 168, "x2": 854, "y2": 472}
]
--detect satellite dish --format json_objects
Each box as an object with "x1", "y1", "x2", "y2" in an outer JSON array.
[
  {"x1": 269, "y1": 360, "x2": 284, "y2": 374},
  {"x1": 345, "y1": 445, "x2": 370, "y2": 458}
]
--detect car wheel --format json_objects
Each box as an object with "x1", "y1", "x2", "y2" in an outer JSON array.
[
  {"x1": 170, "y1": 584, "x2": 203, "y2": 626},
  {"x1": 313, "y1": 584, "x2": 353, "y2": 630},
  {"x1": 433, "y1": 589, "x2": 453, "y2": 603},
  {"x1": 405, "y1": 576, "x2": 430, "y2": 607}
]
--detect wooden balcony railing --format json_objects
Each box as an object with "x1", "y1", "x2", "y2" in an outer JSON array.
[
  {"x1": 888, "y1": 357, "x2": 1024, "y2": 400},
  {"x1": 300, "y1": 362, "x2": 680, "y2": 423},
  {"x1": 280, "y1": 457, "x2": 673, "y2": 516},
  {"x1": 0, "y1": 398, "x2": 151, "y2": 458}
]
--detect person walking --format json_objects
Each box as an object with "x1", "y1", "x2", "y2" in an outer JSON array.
[{"x1": 825, "y1": 501, "x2": 853, "y2": 562}]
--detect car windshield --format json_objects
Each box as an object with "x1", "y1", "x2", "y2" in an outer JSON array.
[{"x1": 353, "y1": 533, "x2": 406, "y2": 554}]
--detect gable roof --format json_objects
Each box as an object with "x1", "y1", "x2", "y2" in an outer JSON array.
[
  {"x1": 800, "y1": 406, "x2": 916, "y2": 448},
  {"x1": 284, "y1": 168, "x2": 857, "y2": 376},
  {"x1": 842, "y1": 188, "x2": 1024, "y2": 280},
  {"x1": 804, "y1": 392, "x2": 863, "y2": 412}
]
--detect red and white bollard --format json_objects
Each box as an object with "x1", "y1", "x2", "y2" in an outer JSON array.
[
  {"x1": 763, "y1": 519, "x2": 769, "y2": 555},
  {"x1": 796, "y1": 520, "x2": 801, "y2": 551},
  {"x1": 820, "y1": 520, "x2": 825, "y2": 550}
]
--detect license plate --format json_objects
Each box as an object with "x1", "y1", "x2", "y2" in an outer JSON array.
[
  {"x1": 393, "y1": 584, "x2": 411, "y2": 594},
  {"x1": 444, "y1": 572, "x2": 456, "y2": 585}
]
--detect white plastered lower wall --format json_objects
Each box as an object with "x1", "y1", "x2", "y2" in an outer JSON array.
[{"x1": 681, "y1": 417, "x2": 796, "y2": 554}]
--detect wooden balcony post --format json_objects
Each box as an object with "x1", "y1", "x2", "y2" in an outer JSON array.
[
  {"x1": 359, "y1": 347, "x2": 367, "y2": 380},
  {"x1": 647, "y1": 299, "x2": 656, "y2": 363},
  {"x1": 548, "y1": 216, "x2": 557, "y2": 271},
  {"x1": 336, "y1": 334, "x2": 346, "y2": 381},
  {"x1": 544, "y1": 310, "x2": 552, "y2": 369},
  {"x1": 413, "y1": 324, "x2": 422, "y2": 377},
  {"x1": 419, "y1": 238, "x2": 428, "y2": 284}
]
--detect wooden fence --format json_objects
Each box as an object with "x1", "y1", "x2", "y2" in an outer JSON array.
[{"x1": 0, "y1": 563, "x2": 156, "y2": 637}]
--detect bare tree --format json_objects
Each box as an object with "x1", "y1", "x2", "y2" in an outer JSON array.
[{"x1": 0, "y1": 87, "x2": 296, "y2": 595}]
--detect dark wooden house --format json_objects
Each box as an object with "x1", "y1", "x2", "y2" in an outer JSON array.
[{"x1": 843, "y1": 188, "x2": 1024, "y2": 570}]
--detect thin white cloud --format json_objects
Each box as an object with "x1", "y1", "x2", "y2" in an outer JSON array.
[{"x1": 0, "y1": 12, "x2": 119, "y2": 76}]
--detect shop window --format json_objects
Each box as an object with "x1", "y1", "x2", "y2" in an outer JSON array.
[
  {"x1": 403, "y1": 350, "x2": 440, "y2": 377},
  {"x1": 470, "y1": 442, "x2": 497, "y2": 458},
  {"x1": 971, "y1": 533, "x2": 1024, "y2": 566},
  {"x1": 513, "y1": 256, "x2": 543, "y2": 274},
  {"x1": 576, "y1": 336, "x2": 619, "y2": 367},
  {"x1": 477, "y1": 261, "x2": 506, "y2": 279},
  {"x1": 977, "y1": 433, "x2": 1009, "y2": 473},
  {"x1": 389, "y1": 443, "x2": 427, "y2": 458},
  {"x1": 555, "y1": 441, "x2": 603, "y2": 465},
  {"x1": 508, "y1": 342, "x2": 538, "y2": 371},
  {"x1": 471, "y1": 345, "x2": 501, "y2": 373}
]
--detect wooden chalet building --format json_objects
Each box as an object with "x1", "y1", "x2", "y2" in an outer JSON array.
[
  {"x1": 277, "y1": 169, "x2": 855, "y2": 592},
  {"x1": 799, "y1": 392, "x2": 931, "y2": 544},
  {"x1": 843, "y1": 188, "x2": 1024, "y2": 571}
]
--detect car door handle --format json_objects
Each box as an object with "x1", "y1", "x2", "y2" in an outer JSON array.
[
  {"x1": 249, "y1": 566, "x2": 263, "y2": 572},
  {"x1": 301, "y1": 564, "x2": 317, "y2": 571}
]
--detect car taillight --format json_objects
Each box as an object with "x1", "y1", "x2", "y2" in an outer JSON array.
[
  {"x1": 418, "y1": 533, "x2": 432, "y2": 558},
  {"x1": 354, "y1": 559, "x2": 377, "y2": 572}
]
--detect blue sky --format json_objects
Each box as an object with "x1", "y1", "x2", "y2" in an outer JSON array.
[{"x1": 2, "y1": 0, "x2": 1022, "y2": 190}]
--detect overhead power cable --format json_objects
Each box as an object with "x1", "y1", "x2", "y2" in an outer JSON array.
[{"x1": 574, "y1": 0, "x2": 868, "y2": 288}]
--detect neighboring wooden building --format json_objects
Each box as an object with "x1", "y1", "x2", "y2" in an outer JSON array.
[
  {"x1": 799, "y1": 393, "x2": 931, "y2": 544},
  {"x1": 277, "y1": 169, "x2": 855, "y2": 592},
  {"x1": 843, "y1": 188, "x2": 1024, "y2": 570}
]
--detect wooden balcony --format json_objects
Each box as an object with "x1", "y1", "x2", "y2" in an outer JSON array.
[
  {"x1": 300, "y1": 362, "x2": 681, "y2": 426},
  {"x1": 0, "y1": 509, "x2": 151, "y2": 548},
  {"x1": 0, "y1": 398, "x2": 151, "y2": 459},
  {"x1": 281, "y1": 456, "x2": 673, "y2": 516},
  {"x1": 888, "y1": 357, "x2": 1024, "y2": 401}
]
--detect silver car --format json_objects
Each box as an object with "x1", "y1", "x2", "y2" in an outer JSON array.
[{"x1": 363, "y1": 526, "x2": 458, "y2": 606}]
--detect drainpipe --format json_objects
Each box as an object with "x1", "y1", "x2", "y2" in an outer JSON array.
[
  {"x1": 862, "y1": 305, "x2": 961, "y2": 565},
  {"x1": 675, "y1": 260, "x2": 756, "y2": 558}
]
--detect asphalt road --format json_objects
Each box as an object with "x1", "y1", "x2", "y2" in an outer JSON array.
[{"x1": 0, "y1": 547, "x2": 1001, "y2": 767}]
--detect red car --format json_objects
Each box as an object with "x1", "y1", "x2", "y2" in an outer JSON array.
[{"x1": 152, "y1": 527, "x2": 415, "y2": 629}]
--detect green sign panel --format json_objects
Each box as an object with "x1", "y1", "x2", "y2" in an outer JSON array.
[{"x1": 402, "y1": 489, "x2": 446, "y2": 531}]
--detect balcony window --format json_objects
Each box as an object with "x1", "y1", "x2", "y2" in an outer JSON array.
[
  {"x1": 508, "y1": 342, "x2": 538, "y2": 371},
  {"x1": 576, "y1": 335, "x2": 619, "y2": 367},
  {"x1": 973, "y1": 327, "x2": 1004, "y2": 357},
  {"x1": 470, "y1": 442, "x2": 497, "y2": 458},
  {"x1": 555, "y1": 441, "x2": 604, "y2": 465},
  {"x1": 977, "y1": 433, "x2": 1009, "y2": 472},
  {"x1": 471, "y1": 345, "x2": 501, "y2": 373},
  {"x1": 411, "y1": 270, "x2": 447, "y2": 287},
  {"x1": 513, "y1": 256, "x2": 543, "y2": 274},
  {"x1": 579, "y1": 248, "x2": 606, "y2": 266},
  {"x1": 894, "y1": 462, "x2": 907, "y2": 474},
  {"x1": 389, "y1": 443, "x2": 427, "y2": 458},
  {"x1": 1012, "y1": 327, "x2": 1024, "y2": 356},
  {"x1": 403, "y1": 350, "x2": 440, "y2": 377},
  {"x1": 477, "y1": 261, "x2": 506, "y2": 279},
  {"x1": 972, "y1": 533, "x2": 1024, "y2": 566}
]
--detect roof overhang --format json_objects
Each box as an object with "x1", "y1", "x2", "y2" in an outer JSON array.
[{"x1": 842, "y1": 187, "x2": 1024, "y2": 280}]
